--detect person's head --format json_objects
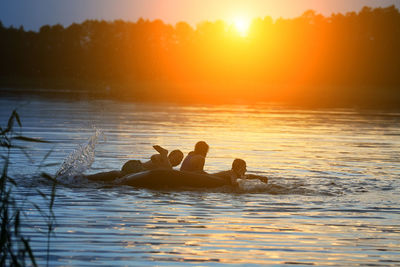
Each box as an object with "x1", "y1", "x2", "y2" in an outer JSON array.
[
  {"x1": 168, "y1": 150, "x2": 184, "y2": 167},
  {"x1": 194, "y1": 141, "x2": 209, "y2": 157},
  {"x1": 232, "y1": 158, "x2": 247, "y2": 177}
]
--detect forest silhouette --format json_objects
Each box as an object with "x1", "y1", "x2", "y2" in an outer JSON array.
[{"x1": 1, "y1": 5, "x2": 399, "y2": 107}]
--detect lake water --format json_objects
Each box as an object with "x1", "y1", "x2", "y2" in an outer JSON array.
[{"x1": 1, "y1": 94, "x2": 400, "y2": 266}]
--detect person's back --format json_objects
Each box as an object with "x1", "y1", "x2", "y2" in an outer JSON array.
[
  {"x1": 180, "y1": 151, "x2": 205, "y2": 172},
  {"x1": 213, "y1": 170, "x2": 234, "y2": 185},
  {"x1": 180, "y1": 141, "x2": 209, "y2": 173}
]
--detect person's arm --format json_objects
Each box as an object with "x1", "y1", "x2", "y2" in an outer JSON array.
[
  {"x1": 151, "y1": 145, "x2": 172, "y2": 169},
  {"x1": 153, "y1": 145, "x2": 168, "y2": 156},
  {"x1": 245, "y1": 174, "x2": 268, "y2": 183}
]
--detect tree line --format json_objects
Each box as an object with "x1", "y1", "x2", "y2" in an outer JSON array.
[{"x1": 1, "y1": 5, "x2": 400, "y2": 107}]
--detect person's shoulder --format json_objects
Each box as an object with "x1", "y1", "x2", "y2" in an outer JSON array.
[{"x1": 245, "y1": 174, "x2": 268, "y2": 183}]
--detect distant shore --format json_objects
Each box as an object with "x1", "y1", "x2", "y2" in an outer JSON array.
[
  {"x1": 2, "y1": 6, "x2": 400, "y2": 109},
  {"x1": 1, "y1": 78, "x2": 399, "y2": 110}
]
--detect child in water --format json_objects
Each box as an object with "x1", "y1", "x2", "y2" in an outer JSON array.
[
  {"x1": 214, "y1": 159, "x2": 268, "y2": 186},
  {"x1": 121, "y1": 145, "x2": 184, "y2": 175},
  {"x1": 85, "y1": 145, "x2": 183, "y2": 182},
  {"x1": 180, "y1": 141, "x2": 209, "y2": 173}
]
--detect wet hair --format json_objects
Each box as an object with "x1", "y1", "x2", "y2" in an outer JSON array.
[
  {"x1": 194, "y1": 141, "x2": 209, "y2": 157},
  {"x1": 232, "y1": 158, "x2": 246, "y2": 171},
  {"x1": 168, "y1": 150, "x2": 184, "y2": 167}
]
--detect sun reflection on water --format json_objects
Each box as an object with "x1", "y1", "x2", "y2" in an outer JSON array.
[{"x1": 2, "y1": 98, "x2": 400, "y2": 265}]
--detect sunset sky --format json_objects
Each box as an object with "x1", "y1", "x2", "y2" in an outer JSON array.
[{"x1": 1, "y1": 0, "x2": 399, "y2": 31}]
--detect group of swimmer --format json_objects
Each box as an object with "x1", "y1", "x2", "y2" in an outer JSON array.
[{"x1": 86, "y1": 141, "x2": 268, "y2": 186}]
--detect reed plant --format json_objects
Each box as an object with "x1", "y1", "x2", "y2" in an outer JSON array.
[{"x1": 1, "y1": 109, "x2": 57, "y2": 267}]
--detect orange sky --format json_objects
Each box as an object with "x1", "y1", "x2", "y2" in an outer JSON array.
[{"x1": 0, "y1": 0, "x2": 399, "y2": 31}]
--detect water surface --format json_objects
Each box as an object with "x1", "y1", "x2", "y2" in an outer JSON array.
[{"x1": 1, "y1": 95, "x2": 399, "y2": 266}]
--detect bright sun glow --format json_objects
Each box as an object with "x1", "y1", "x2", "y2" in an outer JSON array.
[{"x1": 233, "y1": 17, "x2": 251, "y2": 37}]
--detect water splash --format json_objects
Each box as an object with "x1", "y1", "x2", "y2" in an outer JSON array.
[
  {"x1": 238, "y1": 178, "x2": 269, "y2": 191},
  {"x1": 236, "y1": 178, "x2": 322, "y2": 195},
  {"x1": 56, "y1": 129, "x2": 104, "y2": 178}
]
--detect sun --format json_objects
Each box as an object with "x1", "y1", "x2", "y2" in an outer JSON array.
[{"x1": 233, "y1": 17, "x2": 251, "y2": 37}]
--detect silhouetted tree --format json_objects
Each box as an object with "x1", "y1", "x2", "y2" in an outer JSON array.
[{"x1": 0, "y1": 5, "x2": 399, "y2": 106}]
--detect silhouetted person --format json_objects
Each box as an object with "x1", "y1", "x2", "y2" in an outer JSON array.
[
  {"x1": 180, "y1": 141, "x2": 209, "y2": 173},
  {"x1": 121, "y1": 145, "x2": 183, "y2": 175},
  {"x1": 213, "y1": 158, "x2": 247, "y2": 186},
  {"x1": 86, "y1": 145, "x2": 183, "y2": 182},
  {"x1": 214, "y1": 159, "x2": 268, "y2": 186}
]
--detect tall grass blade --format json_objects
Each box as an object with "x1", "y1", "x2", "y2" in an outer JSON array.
[
  {"x1": 41, "y1": 163, "x2": 59, "y2": 167},
  {"x1": 1, "y1": 109, "x2": 55, "y2": 266},
  {"x1": 14, "y1": 111, "x2": 22, "y2": 128},
  {"x1": 36, "y1": 190, "x2": 48, "y2": 200},
  {"x1": 14, "y1": 210, "x2": 20, "y2": 237},
  {"x1": 41, "y1": 173, "x2": 58, "y2": 184},
  {"x1": 19, "y1": 147, "x2": 34, "y2": 163},
  {"x1": 22, "y1": 238, "x2": 38, "y2": 267},
  {"x1": 0, "y1": 143, "x2": 27, "y2": 149},
  {"x1": 7, "y1": 177, "x2": 17, "y2": 186},
  {"x1": 42, "y1": 147, "x2": 55, "y2": 163},
  {"x1": 12, "y1": 136, "x2": 52, "y2": 143},
  {"x1": 6, "y1": 110, "x2": 17, "y2": 132}
]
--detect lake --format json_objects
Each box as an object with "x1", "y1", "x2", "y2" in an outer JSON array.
[{"x1": 1, "y1": 93, "x2": 399, "y2": 266}]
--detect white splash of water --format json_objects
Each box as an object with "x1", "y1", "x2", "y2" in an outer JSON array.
[
  {"x1": 56, "y1": 129, "x2": 104, "y2": 178},
  {"x1": 238, "y1": 178, "x2": 270, "y2": 192}
]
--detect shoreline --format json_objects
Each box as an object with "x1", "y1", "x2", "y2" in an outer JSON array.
[{"x1": 1, "y1": 80, "x2": 399, "y2": 110}]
